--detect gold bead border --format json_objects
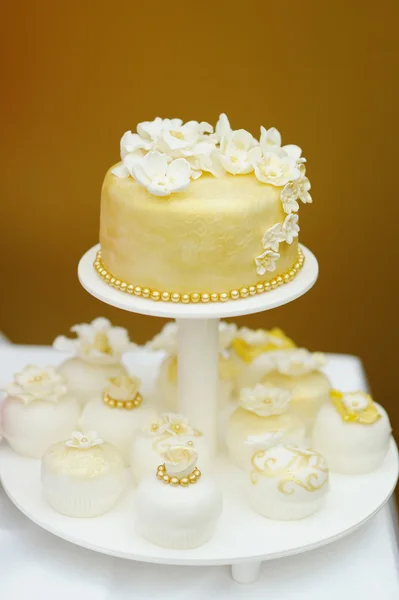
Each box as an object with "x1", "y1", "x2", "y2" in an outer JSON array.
[
  {"x1": 93, "y1": 248, "x2": 305, "y2": 304},
  {"x1": 102, "y1": 391, "x2": 143, "y2": 410},
  {"x1": 156, "y1": 463, "x2": 202, "y2": 487}
]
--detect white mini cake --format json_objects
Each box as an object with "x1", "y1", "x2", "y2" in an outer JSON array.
[
  {"x1": 247, "y1": 437, "x2": 329, "y2": 520},
  {"x1": 41, "y1": 431, "x2": 127, "y2": 517},
  {"x1": 226, "y1": 383, "x2": 306, "y2": 469},
  {"x1": 135, "y1": 443, "x2": 222, "y2": 549},
  {"x1": 130, "y1": 412, "x2": 210, "y2": 482},
  {"x1": 262, "y1": 349, "x2": 331, "y2": 433},
  {"x1": 79, "y1": 376, "x2": 156, "y2": 466},
  {"x1": 231, "y1": 327, "x2": 296, "y2": 392},
  {"x1": 2, "y1": 366, "x2": 80, "y2": 458},
  {"x1": 312, "y1": 390, "x2": 391, "y2": 474},
  {"x1": 54, "y1": 317, "x2": 133, "y2": 405},
  {"x1": 148, "y1": 321, "x2": 237, "y2": 411}
]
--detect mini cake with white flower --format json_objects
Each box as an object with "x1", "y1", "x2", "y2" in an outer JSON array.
[
  {"x1": 312, "y1": 390, "x2": 391, "y2": 474},
  {"x1": 1, "y1": 366, "x2": 80, "y2": 458},
  {"x1": 262, "y1": 349, "x2": 331, "y2": 433},
  {"x1": 79, "y1": 376, "x2": 156, "y2": 466},
  {"x1": 41, "y1": 431, "x2": 127, "y2": 517},
  {"x1": 148, "y1": 321, "x2": 237, "y2": 411},
  {"x1": 230, "y1": 326, "x2": 296, "y2": 392},
  {"x1": 134, "y1": 442, "x2": 223, "y2": 549},
  {"x1": 54, "y1": 318, "x2": 133, "y2": 405},
  {"x1": 96, "y1": 114, "x2": 311, "y2": 303},
  {"x1": 226, "y1": 382, "x2": 306, "y2": 469},
  {"x1": 130, "y1": 412, "x2": 211, "y2": 482},
  {"x1": 247, "y1": 436, "x2": 329, "y2": 521}
]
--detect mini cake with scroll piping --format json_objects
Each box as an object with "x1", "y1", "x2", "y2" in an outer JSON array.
[
  {"x1": 53, "y1": 317, "x2": 133, "y2": 406},
  {"x1": 2, "y1": 365, "x2": 80, "y2": 458},
  {"x1": 312, "y1": 390, "x2": 391, "y2": 474},
  {"x1": 79, "y1": 376, "x2": 156, "y2": 466},
  {"x1": 262, "y1": 349, "x2": 331, "y2": 433},
  {"x1": 135, "y1": 443, "x2": 222, "y2": 549},
  {"x1": 230, "y1": 326, "x2": 296, "y2": 392},
  {"x1": 130, "y1": 412, "x2": 210, "y2": 483},
  {"x1": 148, "y1": 321, "x2": 237, "y2": 411},
  {"x1": 246, "y1": 435, "x2": 329, "y2": 520},
  {"x1": 226, "y1": 383, "x2": 306, "y2": 470},
  {"x1": 41, "y1": 431, "x2": 127, "y2": 517},
  {"x1": 96, "y1": 114, "x2": 312, "y2": 303}
]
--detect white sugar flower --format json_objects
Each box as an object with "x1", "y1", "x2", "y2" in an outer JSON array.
[
  {"x1": 186, "y1": 141, "x2": 225, "y2": 178},
  {"x1": 275, "y1": 349, "x2": 327, "y2": 376},
  {"x1": 104, "y1": 375, "x2": 141, "y2": 401},
  {"x1": 158, "y1": 120, "x2": 214, "y2": 155},
  {"x1": 157, "y1": 413, "x2": 198, "y2": 437},
  {"x1": 254, "y1": 151, "x2": 301, "y2": 187},
  {"x1": 160, "y1": 442, "x2": 198, "y2": 477},
  {"x1": 215, "y1": 113, "x2": 232, "y2": 144},
  {"x1": 131, "y1": 151, "x2": 191, "y2": 196},
  {"x1": 282, "y1": 213, "x2": 300, "y2": 244},
  {"x1": 147, "y1": 322, "x2": 178, "y2": 354},
  {"x1": 245, "y1": 431, "x2": 283, "y2": 451},
  {"x1": 262, "y1": 223, "x2": 285, "y2": 251},
  {"x1": 341, "y1": 392, "x2": 370, "y2": 414},
  {"x1": 4, "y1": 365, "x2": 67, "y2": 404},
  {"x1": 53, "y1": 317, "x2": 133, "y2": 365},
  {"x1": 281, "y1": 165, "x2": 312, "y2": 214},
  {"x1": 235, "y1": 327, "x2": 293, "y2": 349},
  {"x1": 218, "y1": 129, "x2": 261, "y2": 175},
  {"x1": 260, "y1": 126, "x2": 282, "y2": 149},
  {"x1": 240, "y1": 383, "x2": 292, "y2": 417},
  {"x1": 65, "y1": 431, "x2": 103, "y2": 449},
  {"x1": 255, "y1": 249, "x2": 280, "y2": 275},
  {"x1": 137, "y1": 117, "x2": 180, "y2": 142},
  {"x1": 120, "y1": 130, "x2": 152, "y2": 159}
]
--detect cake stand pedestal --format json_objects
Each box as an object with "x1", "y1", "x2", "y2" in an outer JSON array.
[{"x1": 78, "y1": 243, "x2": 318, "y2": 457}]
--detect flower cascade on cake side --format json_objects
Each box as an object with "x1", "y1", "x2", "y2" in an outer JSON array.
[
  {"x1": 147, "y1": 321, "x2": 238, "y2": 411},
  {"x1": 54, "y1": 317, "x2": 134, "y2": 405},
  {"x1": 130, "y1": 411, "x2": 210, "y2": 483},
  {"x1": 262, "y1": 348, "x2": 331, "y2": 433},
  {"x1": 96, "y1": 113, "x2": 311, "y2": 303},
  {"x1": 41, "y1": 430, "x2": 127, "y2": 517},
  {"x1": 79, "y1": 375, "x2": 156, "y2": 466},
  {"x1": 230, "y1": 326, "x2": 296, "y2": 391},
  {"x1": 312, "y1": 389, "x2": 392, "y2": 474},
  {"x1": 134, "y1": 441, "x2": 223, "y2": 549},
  {"x1": 246, "y1": 433, "x2": 329, "y2": 520},
  {"x1": 226, "y1": 382, "x2": 306, "y2": 469},
  {"x1": 1, "y1": 365, "x2": 80, "y2": 458}
]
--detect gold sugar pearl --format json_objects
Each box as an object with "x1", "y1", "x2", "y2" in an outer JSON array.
[
  {"x1": 220, "y1": 293, "x2": 229, "y2": 302},
  {"x1": 127, "y1": 284, "x2": 134, "y2": 294},
  {"x1": 125, "y1": 401, "x2": 134, "y2": 410},
  {"x1": 120, "y1": 282, "x2": 127, "y2": 291},
  {"x1": 230, "y1": 290, "x2": 239, "y2": 300},
  {"x1": 240, "y1": 287, "x2": 249, "y2": 298},
  {"x1": 180, "y1": 477, "x2": 190, "y2": 487},
  {"x1": 187, "y1": 440, "x2": 194, "y2": 446},
  {"x1": 283, "y1": 274, "x2": 290, "y2": 283},
  {"x1": 271, "y1": 279, "x2": 278, "y2": 289},
  {"x1": 201, "y1": 293, "x2": 210, "y2": 303},
  {"x1": 264, "y1": 282, "x2": 271, "y2": 292},
  {"x1": 181, "y1": 294, "x2": 190, "y2": 303},
  {"x1": 162, "y1": 475, "x2": 170, "y2": 484},
  {"x1": 161, "y1": 292, "x2": 170, "y2": 302},
  {"x1": 142, "y1": 288, "x2": 151, "y2": 298},
  {"x1": 151, "y1": 423, "x2": 159, "y2": 431},
  {"x1": 151, "y1": 290, "x2": 161, "y2": 301},
  {"x1": 256, "y1": 283, "x2": 264, "y2": 294},
  {"x1": 248, "y1": 285, "x2": 256, "y2": 296},
  {"x1": 108, "y1": 399, "x2": 116, "y2": 408},
  {"x1": 116, "y1": 401, "x2": 124, "y2": 409},
  {"x1": 211, "y1": 293, "x2": 219, "y2": 302},
  {"x1": 170, "y1": 477, "x2": 180, "y2": 486},
  {"x1": 134, "y1": 286, "x2": 142, "y2": 296},
  {"x1": 276, "y1": 276, "x2": 283, "y2": 286},
  {"x1": 193, "y1": 469, "x2": 201, "y2": 478},
  {"x1": 191, "y1": 293, "x2": 200, "y2": 303},
  {"x1": 189, "y1": 474, "x2": 197, "y2": 483},
  {"x1": 171, "y1": 293, "x2": 181, "y2": 303}
]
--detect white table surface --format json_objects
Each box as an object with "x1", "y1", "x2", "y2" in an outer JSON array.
[{"x1": 0, "y1": 345, "x2": 398, "y2": 599}]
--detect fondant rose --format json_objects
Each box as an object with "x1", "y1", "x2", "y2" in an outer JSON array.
[
  {"x1": 240, "y1": 383, "x2": 292, "y2": 416},
  {"x1": 104, "y1": 375, "x2": 141, "y2": 401},
  {"x1": 161, "y1": 443, "x2": 198, "y2": 477},
  {"x1": 53, "y1": 317, "x2": 133, "y2": 365},
  {"x1": 4, "y1": 365, "x2": 67, "y2": 404},
  {"x1": 65, "y1": 431, "x2": 103, "y2": 449}
]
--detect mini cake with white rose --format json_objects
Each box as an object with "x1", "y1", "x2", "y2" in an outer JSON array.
[
  {"x1": 262, "y1": 349, "x2": 331, "y2": 433},
  {"x1": 53, "y1": 317, "x2": 133, "y2": 406},
  {"x1": 312, "y1": 390, "x2": 391, "y2": 474},
  {"x1": 96, "y1": 114, "x2": 311, "y2": 303},
  {"x1": 41, "y1": 431, "x2": 127, "y2": 517},
  {"x1": 247, "y1": 434, "x2": 329, "y2": 520},
  {"x1": 1, "y1": 366, "x2": 80, "y2": 458},
  {"x1": 130, "y1": 412, "x2": 211, "y2": 483},
  {"x1": 135, "y1": 442, "x2": 223, "y2": 549},
  {"x1": 148, "y1": 321, "x2": 237, "y2": 411},
  {"x1": 230, "y1": 326, "x2": 296, "y2": 392},
  {"x1": 226, "y1": 382, "x2": 306, "y2": 470},
  {"x1": 79, "y1": 375, "x2": 156, "y2": 466}
]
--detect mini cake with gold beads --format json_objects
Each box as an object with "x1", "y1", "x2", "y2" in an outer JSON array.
[
  {"x1": 312, "y1": 390, "x2": 391, "y2": 474},
  {"x1": 96, "y1": 114, "x2": 311, "y2": 303},
  {"x1": 54, "y1": 318, "x2": 133, "y2": 406},
  {"x1": 130, "y1": 412, "x2": 211, "y2": 483},
  {"x1": 41, "y1": 431, "x2": 127, "y2": 517},
  {"x1": 226, "y1": 383, "x2": 306, "y2": 469},
  {"x1": 2, "y1": 366, "x2": 80, "y2": 458},
  {"x1": 262, "y1": 349, "x2": 331, "y2": 433},
  {"x1": 134, "y1": 442, "x2": 222, "y2": 549},
  {"x1": 79, "y1": 375, "x2": 156, "y2": 466}
]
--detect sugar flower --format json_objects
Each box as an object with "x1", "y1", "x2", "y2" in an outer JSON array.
[
  {"x1": 275, "y1": 349, "x2": 327, "y2": 376},
  {"x1": 240, "y1": 383, "x2": 292, "y2": 417},
  {"x1": 160, "y1": 442, "x2": 198, "y2": 477},
  {"x1": 65, "y1": 431, "x2": 103, "y2": 449},
  {"x1": 255, "y1": 249, "x2": 280, "y2": 275},
  {"x1": 262, "y1": 223, "x2": 285, "y2": 252},
  {"x1": 254, "y1": 150, "x2": 301, "y2": 187},
  {"x1": 282, "y1": 213, "x2": 300, "y2": 244},
  {"x1": 130, "y1": 151, "x2": 191, "y2": 197},
  {"x1": 218, "y1": 129, "x2": 261, "y2": 175},
  {"x1": 281, "y1": 164, "x2": 312, "y2": 214},
  {"x1": 4, "y1": 365, "x2": 67, "y2": 404},
  {"x1": 104, "y1": 375, "x2": 141, "y2": 401}
]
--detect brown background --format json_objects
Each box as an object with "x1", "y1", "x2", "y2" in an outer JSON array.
[{"x1": 1, "y1": 1, "x2": 398, "y2": 445}]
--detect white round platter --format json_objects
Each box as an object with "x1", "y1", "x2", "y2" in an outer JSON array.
[
  {"x1": 0, "y1": 440, "x2": 397, "y2": 583},
  {"x1": 78, "y1": 244, "x2": 318, "y2": 319}
]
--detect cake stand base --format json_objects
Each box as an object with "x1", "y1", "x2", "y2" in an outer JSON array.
[{"x1": 0, "y1": 441, "x2": 397, "y2": 584}]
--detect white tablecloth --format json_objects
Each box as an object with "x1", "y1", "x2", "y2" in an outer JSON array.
[{"x1": 0, "y1": 346, "x2": 398, "y2": 599}]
